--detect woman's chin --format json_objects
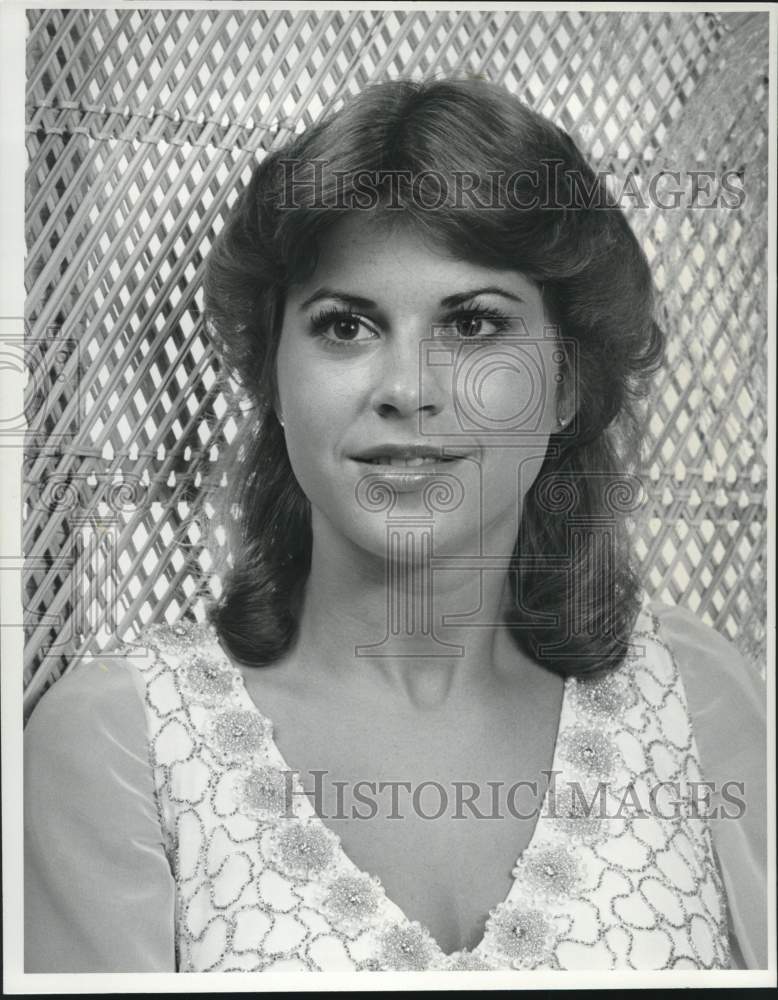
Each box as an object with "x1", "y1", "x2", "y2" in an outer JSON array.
[{"x1": 326, "y1": 511, "x2": 498, "y2": 565}]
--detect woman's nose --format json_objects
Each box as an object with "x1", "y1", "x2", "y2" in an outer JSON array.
[{"x1": 370, "y1": 332, "x2": 445, "y2": 419}]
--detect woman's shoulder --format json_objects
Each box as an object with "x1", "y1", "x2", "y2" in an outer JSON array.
[
  {"x1": 25, "y1": 650, "x2": 147, "y2": 746},
  {"x1": 24, "y1": 619, "x2": 213, "y2": 753},
  {"x1": 24, "y1": 650, "x2": 159, "y2": 834},
  {"x1": 642, "y1": 598, "x2": 765, "y2": 713},
  {"x1": 646, "y1": 597, "x2": 753, "y2": 657},
  {"x1": 26, "y1": 619, "x2": 236, "y2": 742},
  {"x1": 24, "y1": 659, "x2": 162, "y2": 817},
  {"x1": 26, "y1": 619, "x2": 226, "y2": 730},
  {"x1": 120, "y1": 618, "x2": 224, "y2": 667},
  {"x1": 638, "y1": 599, "x2": 766, "y2": 804}
]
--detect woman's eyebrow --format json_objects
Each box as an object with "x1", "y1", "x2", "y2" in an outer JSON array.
[
  {"x1": 440, "y1": 287, "x2": 525, "y2": 307},
  {"x1": 298, "y1": 288, "x2": 378, "y2": 310},
  {"x1": 298, "y1": 286, "x2": 527, "y2": 310}
]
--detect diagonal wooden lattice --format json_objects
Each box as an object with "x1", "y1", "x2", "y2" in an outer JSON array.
[{"x1": 22, "y1": 9, "x2": 768, "y2": 716}]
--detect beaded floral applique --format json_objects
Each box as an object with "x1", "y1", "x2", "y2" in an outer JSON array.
[
  {"x1": 319, "y1": 872, "x2": 384, "y2": 929},
  {"x1": 239, "y1": 766, "x2": 293, "y2": 821},
  {"x1": 121, "y1": 602, "x2": 732, "y2": 972},
  {"x1": 375, "y1": 921, "x2": 442, "y2": 971},
  {"x1": 482, "y1": 903, "x2": 557, "y2": 968}
]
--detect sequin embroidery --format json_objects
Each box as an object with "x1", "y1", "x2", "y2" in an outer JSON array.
[{"x1": 120, "y1": 603, "x2": 732, "y2": 972}]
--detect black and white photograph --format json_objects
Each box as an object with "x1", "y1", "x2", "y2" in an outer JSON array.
[{"x1": 1, "y1": 1, "x2": 774, "y2": 990}]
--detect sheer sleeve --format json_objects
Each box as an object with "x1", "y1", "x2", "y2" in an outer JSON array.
[
  {"x1": 652, "y1": 601, "x2": 767, "y2": 970},
  {"x1": 24, "y1": 655, "x2": 177, "y2": 972}
]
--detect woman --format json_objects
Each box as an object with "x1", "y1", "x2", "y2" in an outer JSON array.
[{"x1": 24, "y1": 79, "x2": 766, "y2": 973}]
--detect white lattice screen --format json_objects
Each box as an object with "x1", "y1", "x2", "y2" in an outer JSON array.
[{"x1": 23, "y1": 9, "x2": 768, "y2": 716}]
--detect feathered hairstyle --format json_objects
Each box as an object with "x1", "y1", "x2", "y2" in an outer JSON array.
[{"x1": 203, "y1": 78, "x2": 664, "y2": 675}]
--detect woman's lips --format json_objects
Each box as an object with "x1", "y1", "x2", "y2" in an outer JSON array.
[{"x1": 350, "y1": 455, "x2": 465, "y2": 492}]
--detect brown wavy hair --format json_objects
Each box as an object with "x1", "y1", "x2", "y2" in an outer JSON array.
[{"x1": 202, "y1": 78, "x2": 664, "y2": 675}]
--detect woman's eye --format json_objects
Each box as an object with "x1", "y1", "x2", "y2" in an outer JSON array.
[
  {"x1": 440, "y1": 311, "x2": 510, "y2": 339},
  {"x1": 456, "y1": 317, "x2": 489, "y2": 338},
  {"x1": 311, "y1": 310, "x2": 378, "y2": 344}
]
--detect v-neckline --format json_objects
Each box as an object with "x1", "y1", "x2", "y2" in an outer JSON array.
[{"x1": 215, "y1": 640, "x2": 571, "y2": 961}]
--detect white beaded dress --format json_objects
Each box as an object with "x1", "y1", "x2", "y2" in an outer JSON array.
[{"x1": 24, "y1": 599, "x2": 767, "y2": 972}]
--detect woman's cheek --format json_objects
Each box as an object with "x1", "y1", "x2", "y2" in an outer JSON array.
[{"x1": 454, "y1": 348, "x2": 550, "y2": 434}]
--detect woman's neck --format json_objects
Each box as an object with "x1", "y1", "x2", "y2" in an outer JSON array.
[{"x1": 285, "y1": 514, "x2": 529, "y2": 709}]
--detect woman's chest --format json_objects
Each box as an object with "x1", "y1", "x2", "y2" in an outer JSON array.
[
  {"x1": 290, "y1": 765, "x2": 556, "y2": 955},
  {"x1": 137, "y1": 621, "x2": 733, "y2": 971},
  {"x1": 161, "y1": 747, "x2": 731, "y2": 972},
  {"x1": 243, "y1": 668, "x2": 565, "y2": 954}
]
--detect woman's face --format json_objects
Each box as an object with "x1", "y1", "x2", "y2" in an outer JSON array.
[{"x1": 275, "y1": 215, "x2": 565, "y2": 561}]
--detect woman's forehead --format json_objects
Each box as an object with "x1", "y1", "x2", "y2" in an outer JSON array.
[{"x1": 291, "y1": 213, "x2": 542, "y2": 305}]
